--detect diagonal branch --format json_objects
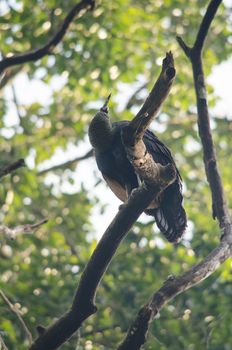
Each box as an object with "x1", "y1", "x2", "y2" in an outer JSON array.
[
  {"x1": 0, "y1": 0, "x2": 95, "y2": 76},
  {"x1": 118, "y1": 224, "x2": 232, "y2": 350},
  {"x1": 38, "y1": 149, "x2": 93, "y2": 175},
  {"x1": 29, "y1": 180, "x2": 175, "y2": 350},
  {"x1": 125, "y1": 82, "x2": 148, "y2": 110},
  {"x1": 29, "y1": 53, "x2": 176, "y2": 350},
  {"x1": 193, "y1": 0, "x2": 222, "y2": 53},
  {"x1": 0, "y1": 218, "x2": 48, "y2": 240},
  {"x1": 119, "y1": 1, "x2": 232, "y2": 349},
  {"x1": 0, "y1": 334, "x2": 8, "y2": 350},
  {"x1": 0, "y1": 158, "x2": 25, "y2": 179},
  {"x1": 134, "y1": 51, "x2": 175, "y2": 128}
]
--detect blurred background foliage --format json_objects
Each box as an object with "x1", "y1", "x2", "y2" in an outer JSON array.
[{"x1": 0, "y1": 0, "x2": 231, "y2": 349}]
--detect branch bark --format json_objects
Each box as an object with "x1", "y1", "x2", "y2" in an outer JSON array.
[
  {"x1": 177, "y1": 0, "x2": 229, "y2": 226},
  {"x1": 135, "y1": 51, "x2": 175, "y2": 127},
  {"x1": 0, "y1": 0, "x2": 95, "y2": 76},
  {"x1": 0, "y1": 159, "x2": 25, "y2": 179},
  {"x1": 118, "y1": 1, "x2": 232, "y2": 349},
  {"x1": 29, "y1": 53, "x2": 176, "y2": 350},
  {"x1": 29, "y1": 182, "x2": 174, "y2": 350}
]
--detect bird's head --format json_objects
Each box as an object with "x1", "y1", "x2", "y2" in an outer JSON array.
[{"x1": 88, "y1": 94, "x2": 114, "y2": 152}]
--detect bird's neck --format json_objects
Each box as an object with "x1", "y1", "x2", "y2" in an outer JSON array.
[{"x1": 88, "y1": 114, "x2": 114, "y2": 152}]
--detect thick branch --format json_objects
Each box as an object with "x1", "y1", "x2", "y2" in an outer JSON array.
[
  {"x1": 118, "y1": 223, "x2": 232, "y2": 350},
  {"x1": 0, "y1": 0, "x2": 95, "y2": 76},
  {"x1": 38, "y1": 149, "x2": 93, "y2": 175},
  {"x1": 122, "y1": 113, "x2": 176, "y2": 193},
  {"x1": 30, "y1": 174, "x2": 175, "y2": 350},
  {"x1": 30, "y1": 51, "x2": 176, "y2": 350},
  {"x1": 0, "y1": 158, "x2": 25, "y2": 179},
  {"x1": 177, "y1": 0, "x2": 230, "y2": 227}
]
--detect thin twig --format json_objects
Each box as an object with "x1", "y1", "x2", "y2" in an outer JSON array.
[
  {"x1": 0, "y1": 334, "x2": 8, "y2": 350},
  {"x1": 0, "y1": 218, "x2": 48, "y2": 240},
  {"x1": 38, "y1": 149, "x2": 93, "y2": 175},
  {"x1": 125, "y1": 82, "x2": 148, "y2": 110},
  {"x1": 0, "y1": 0, "x2": 95, "y2": 75},
  {"x1": 11, "y1": 84, "x2": 23, "y2": 123},
  {"x1": 0, "y1": 290, "x2": 33, "y2": 345},
  {"x1": 0, "y1": 159, "x2": 25, "y2": 179}
]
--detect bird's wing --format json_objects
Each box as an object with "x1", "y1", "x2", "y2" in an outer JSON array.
[
  {"x1": 143, "y1": 129, "x2": 187, "y2": 242},
  {"x1": 144, "y1": 129, "x2": 176, "y2": 165},
  {"x1": 102, "y1": 174, "x2": 127, "y2": 203}
]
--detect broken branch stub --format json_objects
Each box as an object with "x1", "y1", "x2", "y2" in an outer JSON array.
[
  {"x1": 121, "y1": 52, "x2": 177, "y2": 195},
  {"x1": 134, "y1": 51, "x2": 176, "y2": 127},
  {"x1": 121, "y1": 123, "x2": 176, "y2": 189}
]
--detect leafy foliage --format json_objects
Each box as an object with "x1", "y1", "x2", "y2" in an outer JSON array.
[{"x1": 0, "y1": 0, "x2": 231, "y2": 349}]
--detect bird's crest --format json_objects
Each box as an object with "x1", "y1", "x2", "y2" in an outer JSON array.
[{"x1": 100, "y1": 93, "x2": 111, "y2": 113}]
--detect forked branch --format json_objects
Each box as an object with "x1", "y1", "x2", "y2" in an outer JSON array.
[
  {"x1": 29, "y1": 53, "x2": 176, "y2": 350},
  {"x1": 118, "y1": 1, "x2": 232, "y2": 349},
  {"x1": 177, "y1": 0, "x2": 229, "y2": 226}
]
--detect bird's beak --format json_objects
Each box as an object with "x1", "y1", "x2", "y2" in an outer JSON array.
[{"x1": 100, "y1": 93, "x2": 111, "y2": 114}]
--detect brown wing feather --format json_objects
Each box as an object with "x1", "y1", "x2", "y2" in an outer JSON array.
[{"x1": 102, "y1": 174, "x2": 127, "y2": 203}]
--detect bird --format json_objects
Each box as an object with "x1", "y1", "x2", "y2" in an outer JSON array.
[{"x1": 88, "y1": 96, "x2": 187, "y2": 243}]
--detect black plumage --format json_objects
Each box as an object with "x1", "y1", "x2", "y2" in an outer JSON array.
[{"x1": 88, "y1": 105, "x2": 187, "y2": 243}]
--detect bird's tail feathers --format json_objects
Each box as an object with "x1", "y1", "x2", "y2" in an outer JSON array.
[{"x1": 145, "y1": 185, "x2": 187, "y2": 243}]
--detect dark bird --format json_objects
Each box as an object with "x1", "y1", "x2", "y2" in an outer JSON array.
[{"x1": 88, "y1": 96, "x2": 187, "y2": 243}]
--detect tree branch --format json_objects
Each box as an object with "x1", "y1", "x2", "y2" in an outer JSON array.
[
  {"x1": 135, "y1": 52, "x2": 175, "y2": 126},
  {"x1": 118, "y1": 224, "x2": 232, "y2": 350},
  {"x1": 0, "y1": 290, "x2": 33, "y2": 345},
  {"x1": 38, "y1": 149, "x2": 93, "y2": 175},
  {"x1": 0, "y1": 334, "x2": 8, "y2": 350},
  {"x1": 125, "y1": 82, "x2": 148, "y2": 110},
  {"x1": 29, "y1": 53, "x2": 176, "y2": 350},
  {"x1": 177, "y1": 0, "x2": 229, "y2": 227},
  {"x1": 0, "y1": 159, "x2": 25, "y2": 179},
  {"x1": 193, "y1": 0, "x2": 222, "y2": 53},
  {"x1": 0, "y1": 218, "x2": 48, "y2": 240},
  {"x1": 118, "y1": 1, "x2": 232, "y2": 349},
  {"x1": 0, "y1": 0, "x2": 95, "y2": 76},
  {"x1": 29, "y1": 183, "x2": 174, "y2": 349}
]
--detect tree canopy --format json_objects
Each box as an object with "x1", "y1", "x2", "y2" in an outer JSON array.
[{"x1": 0, "y1": 0, "x2": 232, "y2": 349}]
